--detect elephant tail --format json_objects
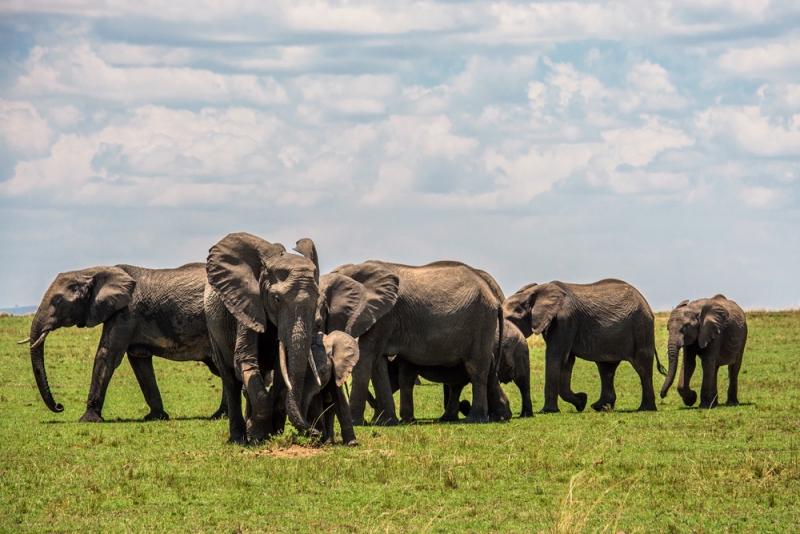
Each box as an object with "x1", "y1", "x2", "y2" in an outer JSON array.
[{"x1": 654, "y1": 349, "x2": 667, "y2": 376}]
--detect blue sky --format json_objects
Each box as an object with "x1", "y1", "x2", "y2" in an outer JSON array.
[{"x1": 1, "y1": 1, "x2": 799, "y2": 311}]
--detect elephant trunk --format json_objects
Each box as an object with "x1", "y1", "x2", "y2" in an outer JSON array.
[
  {"x1": 660, "y1": 334, "x2": 681, "y2": 399},
  {"x1": 29, "y1": 304, "x2": 63, "y2": 413},
  {"x1": 283, "y1": 317, "x2": 316, "y2": 434}
]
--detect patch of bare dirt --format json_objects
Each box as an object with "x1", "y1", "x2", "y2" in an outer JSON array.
[{"x1": 252, "y1": 445, "x2": 327, "y2": 459}]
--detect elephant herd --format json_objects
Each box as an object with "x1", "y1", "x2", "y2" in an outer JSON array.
[{"x1": 19, "y1": 232, "x2": 748, "y2": 445}]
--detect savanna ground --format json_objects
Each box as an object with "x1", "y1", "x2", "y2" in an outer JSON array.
[{"x1": 1, "y1": 312, "x2": 799, "y2": 533}]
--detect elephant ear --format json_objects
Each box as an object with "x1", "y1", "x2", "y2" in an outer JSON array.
[
  {"x1": 699, "y1": 298, "x2": 729, "y2": 349},
  {"x1": 331, "y1": 262, "x2": 400, "y2": 338},
  {"x1": 311, "y1": 333, "x2": 332, "y2": 386},
  {"x1": 323, "y1": 331, "x2": 360, "y2": 387},
  {"x1": 319, "y1": 273, "x2": 367, "y2": 335},
  {"x1": 85, "y1": 266, "x2": 136, "y2": 328},
  {"x1": 292, "y1": 238, "x2": 320, "y2": 284},
  {"x1": 207, "y1": 232, "x2": 285, "y2": 333},
  {"x1": 676, "y1": 299, "x2": 690, "y2": 308},
  {"x1": 528, "y1": 283, "x2": 567, "y2": 335}
]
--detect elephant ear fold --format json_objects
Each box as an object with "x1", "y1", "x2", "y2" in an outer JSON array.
[
  {"x1": 699, "y1": 300, "x2": 729, "y2": 349},
  {"x1": 323, "y1": 331, "x2": 360, "y2": 387},
  {"x1": 676, "y1": 300, "x2": 690, "y2": 308},
  {"x1": 331, "y1": 263, "x2": 399, "y2": 338},
  {"x1": 86, "y1": 267, "x2": 136, "y2": 328},
  {"x1": 319, "y1": 273, "x2": 367, "y2": 335},
  {"x1": 207, "y1": 232, "x2": 285, "y2": 333},
  {"x1": 293, "y1": 238, "x2": 320, "y2": 284},
  {"x1": 529, "y1": 283, "x2": 567, "y2": 335}
]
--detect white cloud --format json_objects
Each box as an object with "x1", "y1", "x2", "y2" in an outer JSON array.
[
  {"x1": 296, "y1": 74, "x2": 396, "y2": 115},
  {"x1": 383, "y1": 115, "x2": 478, "y2": 161},
  {"x1": 718, "y1": 40, "x2": 800, "y2": 80},
  {"x1": 16, "y1": 43, "x2": 289, "y2": 105},
  {"x1": 622, "y1": 61, "x2": 688, "y2": 111},
  {"x1": 696, "y1": 104, "x2": 800, "y2": 156},
  {"x1": 740, "y1": 186, "x2": 776, "y2": 208},
  {"x1": 0, "y1": 99, "x2": 53, "y2": 156},
  {"x1": 545, "y1": 59, "x2": 608, "y2": 109},
  {"x1": 47, "y1": 105, "x2": 83, "y2": 128}
]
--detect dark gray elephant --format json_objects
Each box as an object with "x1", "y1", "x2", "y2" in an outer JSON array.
[
  {"x1": 333, "y1": 260, "x2": 503, "y2": 426},
  {"x1": 660, "y1": 295, "x2": 747, "y2": 408},
  {"x1": 503, "y1": 279, "x2": 663, "y2": 413},
  {"x1": 204, "y1": 233, "x2": 322, "y2": 443},
  {"x1": 20, "y1": 263, "x2": 224, "y2": 422}
]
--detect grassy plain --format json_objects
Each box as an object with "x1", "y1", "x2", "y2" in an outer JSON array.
[{"x1": 1, "y1": 312, "x2": 799, "y2": 533}]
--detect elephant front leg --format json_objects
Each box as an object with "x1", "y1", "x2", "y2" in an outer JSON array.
[
  {"x1": 128, "y1": 355, "x2": 169, "y2": 421},
  {"x1": 698, "y1": 355, "x2": 720, "y2": 409},
  {"x1": 541, "y1": 345, "x2": 566, "y2": 413},
  {"x1": 591, "y1": 361, "x2": 620, "y2": 411},
  {"x1": 371, "y1": 356, "x2": 400, "y2": 426},
  {"x1": 333, "y1": 385, "x2": 358, "y2": 446},
  {"x1": 558, "y1": 354, "x2": 587, "y2": 412},
  {"x1": 677, "y1": 349, "x2": 698, "y2": 407},
  {"x1": 726, "y1": 362, "x2": 741, "y2": 406},
  {"x1": 397, "y1": 360, "x2": 418, "y2": 424},
  {"x1": 80, "y1": 322, "x2": 131, "y2": 422}
]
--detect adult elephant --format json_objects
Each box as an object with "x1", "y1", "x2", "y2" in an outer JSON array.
[
  {"x1": 333, "y1": 260, "x2": 503, "y2": 426},
  {"x1": 660, "y1": 295, "x2": 747, "y2": 408},
  {"x1": 503, "y1": 279, "x2": 664, "y2": 413},
  {"x1": 204, "y1": 233, "x2": 324, "y2": 443},
  {"x1": 19, "y1": 263, "x2": 224, "y2": 423}
]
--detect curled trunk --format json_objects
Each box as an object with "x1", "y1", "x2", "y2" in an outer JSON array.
[
  {"x1": 29, "y1": 307, "x2": 63, "y2": 412},
  {"x1": 660, "y1": 336, "x2": 681, "y2": 399}
]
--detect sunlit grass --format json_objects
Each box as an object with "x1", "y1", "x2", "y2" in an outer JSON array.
[{"x1": 1, "y1": 312, "x2": 799, "y2": 532}]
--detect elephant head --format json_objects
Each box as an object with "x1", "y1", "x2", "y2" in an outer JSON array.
[
  {"x1": 660, "y1": 295, "x2": 730, "y2": 398},
  {"x1": 206, "y1": 232, "x2": 320, "y2": 433},
  {"x1": 20, "y1": 266, "x2": 136, "y2": 413},
  {"x1": 302, "y1": 331, "x2": 360, "y2": 412},
  {"x1": 502, "y1": 282, "x2": 567, "y2": 339}
]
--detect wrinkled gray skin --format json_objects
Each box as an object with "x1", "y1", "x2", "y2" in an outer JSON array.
[
  {"x1": 660, "y1": 295, "x2": 747, "y2": 408},
  {"x1": 337, "y1": 260, "x2": 503, "y2": 426},
  {"x1": 204, "y1": 233, "x2": 321, "y2": 443},
  {"x1": 23, "y1": 263, "x2": 224, "y2": 422},
  {"x1": 503, "y1": 279, "x2": 661, "y2": 413}
]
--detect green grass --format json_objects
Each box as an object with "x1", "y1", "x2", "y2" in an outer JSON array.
[{"x1": 2, "y1": 312, "x2": 799, "y2": 532}]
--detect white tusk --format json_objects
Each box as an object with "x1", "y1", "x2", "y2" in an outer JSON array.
[
  {"x1": 279, "y1": 340, "x2": 292, "y2": 392},
  {"x1": 30, "y1": 332, "x2": 48, "y2": 350},
  {"x1": 307, "y1": 347, "x2": 322, "y2": 386},
  {"x1": 17, "y1": 337, "x2": 31, "y2": 345}
]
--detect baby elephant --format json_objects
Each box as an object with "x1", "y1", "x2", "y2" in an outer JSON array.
[{"x1": 660, "y1": 295, "x2": 747, "y2": 408}]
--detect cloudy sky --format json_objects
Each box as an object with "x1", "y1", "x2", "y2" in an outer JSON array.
[{"x1": 1, "y1": 1, "x2": 799, "y2": 311}]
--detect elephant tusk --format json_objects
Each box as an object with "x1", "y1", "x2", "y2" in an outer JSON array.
[
  {"x1": 30, "y1": 332, "x2": 48, "y2": 350},
  {"x1": 279, "y1": 340, "x2": 292, "y2": 392},
  {"x1": 307, "y1": 348, "x2": 322, "y2": 387},
  {"x1": 17, "y1": 337, "x2": 31, "y2": 345}
]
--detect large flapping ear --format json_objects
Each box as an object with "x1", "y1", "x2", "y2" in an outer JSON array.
[
  {"x1": 528, "y1": 283, "x2": 567, "y2": 335},
  {"x1": 330, "y1": 262, "x2": 399, "y2": 338},
  {"x1": 207, "y1": 232, "x2": 285, "y2": 333},
  {"x1": 699, "y1": 298, "x2": 729, "y2": 349},
  {"x1": 319, "y1": 273, "x2": 367, "y2": 335},
  {"x1": 85, "y1": 266, "x2": 136, "y2": 327},
  {"x1": 323, "y1": 331, "x2": 360, "y2": 387},
  {"x1": 292, "y1": 238, "x2": 320, "y2": 284}
]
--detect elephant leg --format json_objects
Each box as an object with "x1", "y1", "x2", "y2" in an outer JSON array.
[
  {"x1": 202, "y1": 356, "x2": 228, "y2": 420},
  {"x1": 333, "y1": 385, "x2": 358, "y2": 446},
  {"x1": 726, "y1": 362, "x2": 741, "y2": 406},
  {"x1": 440, "y1": 383, "x2": 467, "y2": 422},
  {"x1": 212, "y1": 344, "x2": 246, "y2": 443},
  {"x1": 349, "y1": 331, "x2": 392, "y2": 426},
  {"x1": 463, "y1": 358, "x2": 491, "y2": 424},
  {"x1": 233, "y1": 325, "x2": 271, "y2": 441},
  {"x1": 699, "y1": 356, "x2": 720, "y2": 409},
  {"x1": 487, "y1": 373, "x2": 512, "y2": 421},
  {"x1": 591, "y1": 361, "x2": 620, "y2": 411},
  {"x1": 558, "y1": 354, "x2": 587, "y2": 413},
  {"x1": 270, "y1": 370, "x2": 287, "y2": 435},
  {"x1": 80, "y1": 320, "x2": 132, "y2": 423},
  {"x1": 630, "y1": 350, "x2": 657, "y2": 412},
  {"x1": 397, "y1": 360, "x2": 418, "y2": 424},
  {"x1": 541, "y1": 340, "x2": 569, "y2": 413},
  {"x1": 371, "y1": 356, "x2": 399, "y2": 426},
  {"x1": 128, "y1": 355, "x2": 169, "y2": 421},
  {"x1": 677, "y1": 349, "x2": 698, "y2": 407},
  {"x1": 515, "y1": 358, "x2": 533, "y2": 418}
]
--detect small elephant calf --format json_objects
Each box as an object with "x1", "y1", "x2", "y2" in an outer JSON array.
[{"x1": 660, "y1": 295, "x2": 747, "y2": 408}]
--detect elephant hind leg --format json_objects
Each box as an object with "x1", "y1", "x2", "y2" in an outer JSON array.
[
  {"x1": 726, "y1": 362, "x2": 741, "y2": 406},
  {"x1": 591, "y1": 361, "x2": 620, "y2": 411},
  {"x1": 128, "y1": 355, "x2": 169, "y2": 421},
  {"x1": 631, "y1": 350, "x2": 657, "y2": 411},
  {"x1": 440, "y1": 383, "x2": 467, "y2": 422}
]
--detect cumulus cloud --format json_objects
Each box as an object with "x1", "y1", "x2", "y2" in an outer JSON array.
[
  {"x1": 622, "y1": 61, "x2": 689, "y2": 111},
  {"x1": 718, "y1": 39, "x2": 800, "y2": 80},
  {"x1": 696, "y1": 104, "x2": 800, "y2": 156},
  {"x1": 0, "y1": 99, "x2": 53, "y2": 156},
  {"x1": 295, "y1": 74, "x2": 396, "y2": 116}
]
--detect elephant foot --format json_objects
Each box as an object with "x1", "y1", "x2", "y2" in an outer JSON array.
[
  {"x1": 439, "y1": 413, "x2": 459, "y2": 423},
  {"x1": 459, "y1": 400, "x2": 471, "y2": 416},
  {"x1": 699, "y1": 398, "x2": 718, "y2": 409},
  {"x1": 489, "y1": 412, "x2": 509, "y2": 423},
  {"x1": 344, "y1": 439, "x2": 359, "y2": 447},
  {"x1": 210, "y1": 408, "x2": 227, "y2": 420},
  {"x1": 78, "y1": 410, "x2": 104, "y2": 423},
  {"x1": 463, "y1": 412, "x2": 489, "y2": 424},
  {"x1": 400, "y1": 417, "x2": 417, "y2": 425},
  {"x1": 373, "y1": 415, "x2": 400, "y2": 427},
  {"x1": 637, "y1": 403, "x2": 657, "y2": 412},
  {"x1": 246, "y1": 417, "x2": 270, "y2": 442},
  {"x1": 227, "y1": 433, "x2": 247, "y2": 445},
  {"x1": 591, "y1": 400, "x2": 615, "y2": 412},
  {"x1": 144, "y1": 410, "x2": 169, "y2": 421},
  {"x1": 519, "y1": 409, "x2": 534, "y2": 418},
  {"x1": 726, "y1": 398, "x2": 739, "y2": 407},
  {"x1": 680, "y1": 390, "x2": 698, "y2": 407},
  {"x1": 540, "y1": 406, "x2": 560, "y2": 414},
  {"x1": 573, "y1": 392, "x2": 588, "y2": 412}
]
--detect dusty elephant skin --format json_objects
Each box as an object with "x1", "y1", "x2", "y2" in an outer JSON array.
[
  {"x1": 503, "y1": 279, "x2": 662, "y2": 414},
  {"x1": 22, "y1": 263, "x2": 225, "y2": 423},
  {"x1": 334, "y1": 260, "x2": 503, "y2": 426},
  {"x1": 661, "y1": 295, "x2": 747, "y2": 408},
  {"x1": 204, "y1": 233, "x2": 321, "y2": 444}
]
